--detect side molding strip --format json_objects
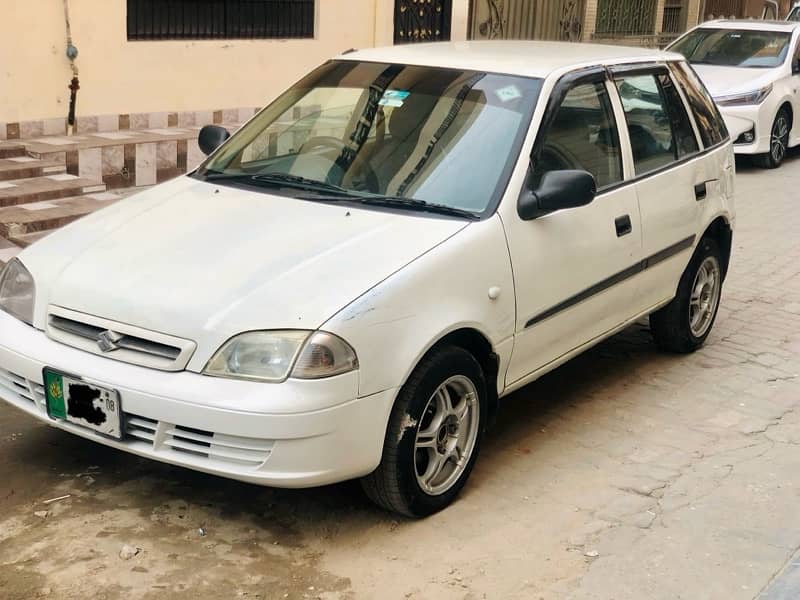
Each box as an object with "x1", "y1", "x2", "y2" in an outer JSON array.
[{"x1": 524, "y1": 235, "x2": 696, "y2": 329}]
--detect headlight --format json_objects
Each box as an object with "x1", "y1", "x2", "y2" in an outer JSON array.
[
  {"x1": 291, "y1": 331, "x2": 359, "y2": 379},
  {"x1": 204, "y1": 330, "x2": 357, "y2": 382},
  {"x1": 715, "y1": 84, "x2": 772, "y2": 107},
  {"x1": 0, "y1": 258, "x2": 35, "y2": 325}
]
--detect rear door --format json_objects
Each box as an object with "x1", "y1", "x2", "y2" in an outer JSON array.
[{"x1": 610, "y1": 63, "x2": 730, "y2": 311}]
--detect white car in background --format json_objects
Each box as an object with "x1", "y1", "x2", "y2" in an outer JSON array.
[
  {"x1": 669, "y1": 20, "x2": 800, "y2": 168},
  {"x1": 0, "y1": 42, "x2": 735, "y2": 517}
]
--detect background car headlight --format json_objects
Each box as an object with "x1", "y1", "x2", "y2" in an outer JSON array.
[
  {"x1": 715, "y1": 84, "x2": 772, "y2": 107},
  {"x1": 0, "y1": 258, "x2": 35, "y2": 325},
  {"x1": 204, "y1": 330, "x2": 358, "y2": 382}
]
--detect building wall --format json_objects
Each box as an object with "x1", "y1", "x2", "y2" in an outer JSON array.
[{"x1": 0, "y1": 0, "x2": 396, "y2": 124}]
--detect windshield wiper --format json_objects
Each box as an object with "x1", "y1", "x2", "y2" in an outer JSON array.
[
  {"x1": 200, "y1": 171, "x2": 354, "y2": 196},
  {"x1": 360, "y1": 196, "x2": 480, "y2": 220},
  {"x1": 299, "y1": 193, "x2": 480, "y2": 220}
]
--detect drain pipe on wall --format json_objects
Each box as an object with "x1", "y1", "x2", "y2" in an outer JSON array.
[{"x1": 63, "y1": 0, "x2": 80, "y2": 135}]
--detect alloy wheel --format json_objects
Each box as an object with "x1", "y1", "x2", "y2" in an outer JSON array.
[
  {"x1": 414, "y1": 375, "x2": 480, "y2": 496},
  {"x1": 771, "y1": 114, "x2": 789, "y2": 164},
  {"x1": 689, "y1": 256, "x2": 721, "y2": 338}
]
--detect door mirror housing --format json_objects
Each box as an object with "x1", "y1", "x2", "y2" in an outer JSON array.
[
  {"x1": 518, "y1": 169, "x2": 597, "y2": 220},
  {"x1": 198, "y1": 124, "x2": 231, "y2": 156}
]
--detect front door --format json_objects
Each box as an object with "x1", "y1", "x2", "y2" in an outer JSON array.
[
  {"x1": 789, "y1": 32, "x2": 800, "y2": 147},
  {"x1": 503, "y1": 71, "x2": 643, "y2": 387}
]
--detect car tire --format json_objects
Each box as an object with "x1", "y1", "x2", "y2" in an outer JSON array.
[
  {"x1": 755, "y1": 107, "x2": 790, "y2": 169},
  {"x1": 360, "y1": 345, "x2": 486, "y2": 517},
  {"x1": 650, "y1": 237, "x2": 723, "y2": 354}
]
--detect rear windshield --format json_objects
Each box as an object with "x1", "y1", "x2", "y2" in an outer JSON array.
[{"x1": 671, "y1": 28, "x2": 792, "y2": 68}]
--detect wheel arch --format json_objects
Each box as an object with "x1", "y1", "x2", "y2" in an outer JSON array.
[
  {"x1": 413, "y1": 327, "x2": 501, "y2": 428},
  {"x1": 700, "y1": 216, "x2": 733, "y2": 280},
  {"x1": 779, "y1": 100, "x2": 793, "y2": 130}
]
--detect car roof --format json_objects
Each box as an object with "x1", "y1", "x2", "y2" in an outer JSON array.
[
  {"x1": 338, "y1": 41, "x2": 683, "y2": 79},
  {"x1": 695, "y1": 19, "x2": 800, "y2": 32}
]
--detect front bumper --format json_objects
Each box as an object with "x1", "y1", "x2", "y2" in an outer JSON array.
[
  {"x1": 0, "y1": 310, "x2": 396, "y2": 487},
  {"x1": 720, "y1": 105, "x2": 767, "y2": 155}
]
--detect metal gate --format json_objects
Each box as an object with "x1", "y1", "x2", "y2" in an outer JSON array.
[
  {"x1": 469, "y1": 0, "x2": 585, "y2": 41},
  {"x1": 394, "y1": 0, "x2": 453, "y2": 44}
]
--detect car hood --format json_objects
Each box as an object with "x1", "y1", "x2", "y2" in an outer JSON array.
[
  {"x1": 691, "y1": 64, "x2": 779, "y2": 98},
  {"x1": 21, "y1": 176, "x2": 468, "y2": 361}
]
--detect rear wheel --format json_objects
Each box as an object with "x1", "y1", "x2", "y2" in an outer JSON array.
[
  {"x1": 755, "y1": 108, "x2": 790, "y2": 169},
  {"x1": 650, "y1": 237, "x2": 723, "y2": 353},
  {"x1": 361, "y1": 346, "x2": 486, "y2": 517}
]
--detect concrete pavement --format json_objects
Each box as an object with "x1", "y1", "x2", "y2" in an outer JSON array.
[{"x1": 0, "y1": 154, "x2": 799, "y2": 600}]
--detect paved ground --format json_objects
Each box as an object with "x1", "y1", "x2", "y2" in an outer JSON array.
[{"x1": 1, "y1": 154, "x2": 799, "y2": 600}]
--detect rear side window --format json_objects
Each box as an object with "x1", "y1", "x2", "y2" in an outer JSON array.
[
  {"x1": 615, "y1": 74, "x2": 676, "y2": 174},
  {"x1": 532, "y1": 81, "x2": 623, "y2": 189},
  {"x1": 670, "y1": 62, "x2": 728, "y2": 148}
]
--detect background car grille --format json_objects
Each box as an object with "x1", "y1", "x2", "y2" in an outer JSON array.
[{"x1": 46, "y1": 306, "x2": 196, "y2": 371}]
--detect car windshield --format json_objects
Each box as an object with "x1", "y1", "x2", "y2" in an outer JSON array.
[
  {"x1": 197, "y1": 61, "x2": 542, "y2": 217},
  {"x1": 670, "y1": 28, "x2": 792, "y2": 68},
  {"x1": 789, "y1": 7, "x2": 800, "y2": 21}
]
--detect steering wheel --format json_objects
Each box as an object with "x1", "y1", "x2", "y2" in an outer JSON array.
[
  {"x1": 299, "y1": 136, "x2": 380, "y2": 193},
  {"x1": 300, "y1": 136, "x2": 348, "y2": 154}
]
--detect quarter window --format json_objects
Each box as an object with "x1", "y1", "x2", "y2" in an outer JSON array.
[
  {"x1": 669, "y1": 62, "x2": 728, "y2": 148},
  {"x1": 615, "y1": 74, "x2": 676, "y2": 174},
  {"x1": 657, "y1": 73, "x2": 699, "y2": 159},
  {"x1": 532, "y1": 81, "x2": 623, "y2": 189}
]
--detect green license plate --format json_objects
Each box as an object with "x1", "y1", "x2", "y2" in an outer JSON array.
[{"x1": 44, "y1": 368, "x2": 122, "y2": 439}]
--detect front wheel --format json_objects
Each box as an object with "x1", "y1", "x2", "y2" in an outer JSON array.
[
  {"x1": 755, "y1": 108, "x2": 790, "y2": 169},
  {"x1": 650, "y1": 237, "x2": 723, "y2": 353},
  {"x1": 361, "y1": 346, "x2": 486, "y2": 517}
]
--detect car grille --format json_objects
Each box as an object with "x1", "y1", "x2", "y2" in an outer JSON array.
[
  {"x1": 125, "y1": 413, "x2": 274, "y2": 468},
  {"x1": 0, "y1": 372, "x2": 273, "y2": 471},
  {"x1": 0, "y1": 367, "x2": 44, "y2": 406},
  {"x1": 46, "y1": 306, "x2": 196, "y2": 371}
]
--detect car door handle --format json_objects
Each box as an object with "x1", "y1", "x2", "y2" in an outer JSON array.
[
  {"x1": 694, "y1": 178, "x2": 718, "y2": 201},
  {"x1": 694, "y1": 182, "x2": 707, "y2": 201},
  {"x1": 615, "y1": 214, "x2": 632, "y2": 237}
]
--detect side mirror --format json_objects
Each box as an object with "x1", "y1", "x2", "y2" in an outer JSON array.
[
  {"x1": 518, "y1": 169, "x2": 597, "y2": 220},
  {"x1": 198, "y1": 124, "x2": 231, "y2": 156}
]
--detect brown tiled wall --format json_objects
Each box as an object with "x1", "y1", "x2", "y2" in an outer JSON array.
[{"x1": 0, "y1": 107, "x2": 258, "y2": 140}]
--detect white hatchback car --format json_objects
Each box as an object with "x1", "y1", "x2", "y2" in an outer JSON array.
[
  {"x1": 0, "y1": 42, "x2": 735, "y2": 517},
  {"x1": 669, "y1": 20, "x2": 800, "y2": 168}
]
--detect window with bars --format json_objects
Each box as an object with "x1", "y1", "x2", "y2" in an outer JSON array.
[
  {"x1": 595, "y1": 0, "x2": 658, "y2": 35},
  {"x1": 127, "y1": 0, "x2": 315, "y2": 41}
]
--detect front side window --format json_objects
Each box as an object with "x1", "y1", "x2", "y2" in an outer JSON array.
[
  {"x1": 670, "y1": 28, "x2": 792, "y2": 68},
  {"x1": 670, "y1": 62, "x2": 729, "y2": 148},
  {"x1": 532, "y1": 81, "x2": 623, "y2": 189},
  {"x1": 615, "y1": 74, "x2": 677, "y2": 175},
  {"x1": 199, "y1": 61, "x2": 542, "y2": 217}
]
